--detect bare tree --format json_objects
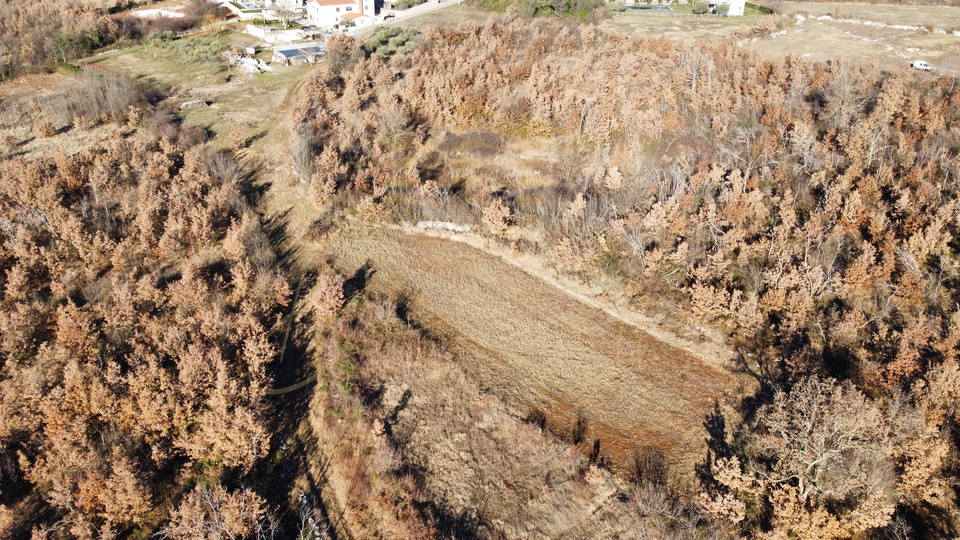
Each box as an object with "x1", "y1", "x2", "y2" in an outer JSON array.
[
  {"x1": 157, "y1": 483, "x2": 277, "y2": 540},
  {"x1": 752, "y1": 378, "x2": 892, "y2": 501},
  {"x1": 749, "y1": 377, "x2": 897, "y2": 536},
  {"x1": 270, "y1": 0, "x2": 302, "y2": 29}
]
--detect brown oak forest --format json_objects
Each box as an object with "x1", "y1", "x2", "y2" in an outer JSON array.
[
  {"x1": 0, "y1": 84, "x2": 290, "y2": 537},
  {"x1": 4, "y1": 2, "x2": 960, "y2": 539},
  {"x1": 291, "y1": 12, "x2": 960, "y2": 539}
]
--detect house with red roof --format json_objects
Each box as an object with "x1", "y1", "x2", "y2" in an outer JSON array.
[{"x1": 306, "y1": 0, "x2": 375, "y2": 27}]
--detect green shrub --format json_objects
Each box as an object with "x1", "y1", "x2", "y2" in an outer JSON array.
[
  {"x1": 393, "y1": 0, "x2": 427, "y2": 9},
  {"x1": 692, "y1": 1, "x2": 709, "y2": 13},
  {"x1": 361, "y1": 27, "x2": 421, "y2": 58},
  {"x1": 148, "y1": 30, "x2": 177, "y2": 46}
]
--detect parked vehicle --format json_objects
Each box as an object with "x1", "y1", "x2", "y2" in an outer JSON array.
[{"x1": 911, "y1": 60, "x2": 933, "y2": 71}]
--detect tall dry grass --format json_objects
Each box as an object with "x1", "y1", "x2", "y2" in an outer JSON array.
[{"x1": 302, "y1": 277, "x2": 731, "y2": 538}]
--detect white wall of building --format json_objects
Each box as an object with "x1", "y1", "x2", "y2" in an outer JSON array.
[
  {"x1": 265, "y1": 0, "x2": 306, "y2": 7},
  {"x1": 132, "y1": 8, "x2": 186, "y2": 18},
  {"x1": 726, "y1": 0, "x2": 745, "y2": 16},
  {"x1": 307, "y1": 0, "x2": 374, "y2": 26},
  {"x1": 342, "y1": 13, "x2": 375, "y2": 26},
  {"x1": 308, "y1": 2, "x2": 356, "y2": 26}
]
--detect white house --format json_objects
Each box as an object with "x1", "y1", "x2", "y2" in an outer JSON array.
[
  {"x1": 339, "y1": 11, "x2": 375, "y2": 27},
  {"x1": 306, "y1": 0, "x2": 374, "y2": 27}
]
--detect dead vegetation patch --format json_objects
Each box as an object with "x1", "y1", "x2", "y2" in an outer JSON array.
[{"x1": 307, "y1": 286, "x2": 728, "y2": 539}]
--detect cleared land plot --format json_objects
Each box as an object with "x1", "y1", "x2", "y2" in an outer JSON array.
[
  {"x1": 328, "y1": 226, "x2": 746, "y2": 475},
  {"x1": 86, "y1": 32, "x2": 313, "y2": 143},
  {"x1": 600, "y1": 2, "x2": 960, "y2": 71},
  {"x1": 746, "y1": 14, "x2": 960, "y2": 71},
  {"x1": 392, "y1": 4, "x2": 495, "y2": 29},
  {"x1": 774, "y1": 2, "x2": 960, "y2": 28},
  {"x1": 603, "y1": 11, "x2": 758, "y2": 39}
]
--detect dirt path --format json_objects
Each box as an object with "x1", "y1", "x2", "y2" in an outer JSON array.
[{"x1": 328, "y1": 226, "x2": 751, "y2": 475}]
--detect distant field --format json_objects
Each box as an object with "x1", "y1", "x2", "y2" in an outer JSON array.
[
  {"x1": 602, "y1": 11, "x2": 749, "y2": 39},
  {"x1": 774, "y1": 1, "x2": 960, "y2": 27},
  {"x1": 750, "y1": 9, "x2": 959, "y2": 70},
  {"x1": 393, "y1": 4, "x2": 495, "y2": 29},
  {"x1": 596, "y1": 2, "x2": 960, "y2": 71},
  {"x1": 328, "y1": 226, "x2": 748, "y2": 475}
]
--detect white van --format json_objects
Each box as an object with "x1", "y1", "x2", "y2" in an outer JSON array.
[{"x1": 911, "y1": 60, "x2": 933, "y2": 71}]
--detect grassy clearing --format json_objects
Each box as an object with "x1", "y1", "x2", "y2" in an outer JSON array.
[
  {"x1": 394, "y1": 4, "x2": 500, "y2": 29},
  {"x1": 327, "y1": 226, "x2": 749, "y2": 476},
  {"x1": 179, "y1": 64, "x2": 313, "y2": 139},
  {"x1": 84, "y1": 31, "x2": 257, "y2": 87},
  {"x1": 744, "y1": 12, "x2": 960, "y2": 70},
  {"x1": 602, "y1": 10, "x2": 755, "y2": 39},
  {"x1": 85, "y1": 31, "x2": 314, "y2": 145}
]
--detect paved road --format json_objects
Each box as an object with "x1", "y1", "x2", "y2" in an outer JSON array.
[{"x1": 347, "y1": 0, "x2": 464, "y2": 37}]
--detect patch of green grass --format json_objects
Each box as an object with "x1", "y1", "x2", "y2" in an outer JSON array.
[
  {"x1": 745, "y1": 2, "x2": 772, "y2": 15},
  {"x1": 362, "y1": 27, "x2": 421, "y2": 58}
]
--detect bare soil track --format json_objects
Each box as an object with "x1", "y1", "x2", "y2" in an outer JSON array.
[{"x1": 329, "y1": 226, "x2": 747, "y2": 475}]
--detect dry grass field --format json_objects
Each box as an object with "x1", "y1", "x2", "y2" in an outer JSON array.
[
  {"x1": 399, "y1": 3, "x2": 960, "y2": 72},
  {"x1": 0, "y1": 73, "x2": 114, "y2": 160},
  {"x1": 774, "y1": 1, "x2": 960, "y2": 27},
  {"x1": 326, "y1": 291, "x2": 690, "y2": 538},
  {"x1": 328, "y1": 226, "x2": 749, "y2": 475},
  {"x1": 391, "y1": 4, "x2": 498, "y2": 29},
  {"x1": 601, "y1": 11, "x2": 753, "y2": 39},
  {"x1": 748, "y1": 9, "x2": 960, "y2": 71}
]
